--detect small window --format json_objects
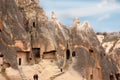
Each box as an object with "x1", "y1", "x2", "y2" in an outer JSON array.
[
  {"x1": 72, "y1": 51, "x2": 76, "y2": 57},
  {"x1": 115, "y1": 73, "x2": 120, "y2": 80},
  {"x1": 33, "y1": 22, "x2": 35, "y2": 27},
  {"x1": 29, "y1": 58, "x2": 32, "y2": 60},
  {"x1": 110, "y1": 74, "x2": 114, "y2": 80},
  {"x1": 89, "y1": 49, "x2": 94, "y2": 53},
  {"x1": 0, "y1": 54, "x2": 3, "y2": 57},
  {"x1": 90, "y1": 74, "x2": 93, "y2": 79}
]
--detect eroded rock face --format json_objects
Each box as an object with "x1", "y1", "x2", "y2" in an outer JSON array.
[
  {"x1": 0, "y1": 0, "x2": 30, "y2": 69},
  {"x1": 15, "y1": 0, "x2": 71, "y2": 66},
  {"x1": 97, "y1": 32, "x2": 120, "y2": 78},
  {"x1": 70, "y1": 18, "x2": 120, "y2": 80},
  {"x1": 0, "y1": 0, "x2": 120, "y2": 80}
]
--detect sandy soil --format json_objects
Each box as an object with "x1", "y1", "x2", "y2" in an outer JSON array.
[
  {"x1": 0, "y1": 59, "x2": 84, "y2": 80},
  {"x1": 0, "y1": 59, "x2": 62, "y2": 80}
]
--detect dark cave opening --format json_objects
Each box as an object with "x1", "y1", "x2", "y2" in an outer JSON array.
[
  {"x1": 72, "y1": 51, "x2": 76, "y2": 57},
  {"x1": 32, "y1": 48, "x2": 40, "y2": 58},
  {"x1": 66, "y1": 49, "x2": 70, "y2": 59},
  {"x1": 110, "y1": 74, "x2": 114, "y2": 80},
  {"x1": 115, "y1": 73, "x2": 120, "y2": 80},
  {"x1": 18, "y1": 58, "x2": 21, "y2": 65},
  {"x1": 89, "y1": 49, "x2": 94, "y2": 53},
  {"x1": 90, "y1": 74, "x2": 93, "y2": 79},
  {"x1": 33, "y1": 22, "x2": 35, "y2": 27},
  {"x1": 0, "y1": 53, "x2": 3, "y2": 57}
]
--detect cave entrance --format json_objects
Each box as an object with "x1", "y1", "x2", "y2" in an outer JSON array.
[
  {"x1": 115, "y1": 73, "x2": 120, "y2": 80},
  {"x1": 43, "y1": 50, "x2": 56, "y2": 59},
  {"x1": 66, "y1": 49, "x2": 70, "y2": 59},
  {"x1": 72, "y1": 51, "x2": 76, "y2": 57},
  {"x1": 19, "y1": 58, "x2": 21, "y2": 65},
  {"x1": 32, "y1": 48, "x2": 40, "y2": 58},
  {"x1": 110, "y1": 74, "x2": 114, "y2": 80}
]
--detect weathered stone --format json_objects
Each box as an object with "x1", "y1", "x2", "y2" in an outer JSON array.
[{"x1": 0, "y1": 0, "x2": 119, "y2": 80}]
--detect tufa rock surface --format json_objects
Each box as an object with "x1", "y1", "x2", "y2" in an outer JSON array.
[{"x1": 0, "y1": 0, "x2": 120, "y2": 80}]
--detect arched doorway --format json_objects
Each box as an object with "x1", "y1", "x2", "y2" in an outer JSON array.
[
  {"x1": 19, "y1": 58, "x2": 21, "y2": 65},
  {"x1": 66, "y1": 49, "x2": 70, "y2": 59},
  {"x1": 33, "y1": 22, "x2": 35, "y2": 27},
  {"x1": 110, "y1": 74, "x2": 114, "y2": 80}
]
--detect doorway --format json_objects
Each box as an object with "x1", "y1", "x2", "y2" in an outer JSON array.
[
  {"x1": 19, "y1": 58, "x2": 21, "y2": 65},
  {"x1": 110, "y1": 74, "x2": 114, "y2": 80},
  {"x1": 115, "y1": 73, "x2": 120, "y2": 80},
  {"x1": 33, "y1": 22, "x2": 35, "y2": 27},
  {"x1": 90, "y1": 74, "x2": 93, "y2": 80},
  {"x1": 66, "y1": 49, "x2": 70, "y2": 59},
  {"x1": 32, "y1": 48, "x2": 40, "y2": 58}
]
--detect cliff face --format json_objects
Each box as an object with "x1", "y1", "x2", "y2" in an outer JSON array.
[
  {"x1": 68, "y1": 19, "x2": 118, "y2": 80},
  {"x1": 15, "y1": 0, "x2": 70, "y2": 66},
  {"x1": 0, "y1": 0, "x2": 120, "y2": 80},
  {"x1": 0, "y1": 0, "x2": 30, "y2": 69},
  {"x1": 97, "y1": 32, "x2": 120, "y2": 79}
]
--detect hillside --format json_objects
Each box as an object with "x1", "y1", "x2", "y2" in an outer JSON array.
[{"x1": 0, "y1": 0, "x2": 120, "y2": 80}]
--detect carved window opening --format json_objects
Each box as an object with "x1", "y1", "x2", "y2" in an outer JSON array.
[
  {"x1": 110, "y1": 74, "x2": 114, "y2": 80},
  {"x1": 33, "y1": 74, "x2": 38, "y2": 80},
  {"x1": 19, "y1": 58, "x2": 21, "y2": 65},
  {"x1": 29, "y1": 58, "x2": 32, "y2": 60},
  {"x1": 0, "y1": 54, "x2": 3, "y2": 57},
  {"x1": 66, "y1": 49, "x2": 70, "y2": 59},
  {"x1": 33, "y1": 22, "x2": 35, "y2": 27},
  {"x1": 90, "y1": 74, "x2": 93, "y2": 79},
  {"x1": 32, "y1": 48, "x2": 40, "y2": 58},
  {"x1": 72, "y1": 51, "x2": 76, "y2": 57},
  {"x1": 115, "y1": 73, "x2": 120, "y2": 80},
  {"x1": 89, "y1": 49, "x2": 94, "y2": 53}
]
